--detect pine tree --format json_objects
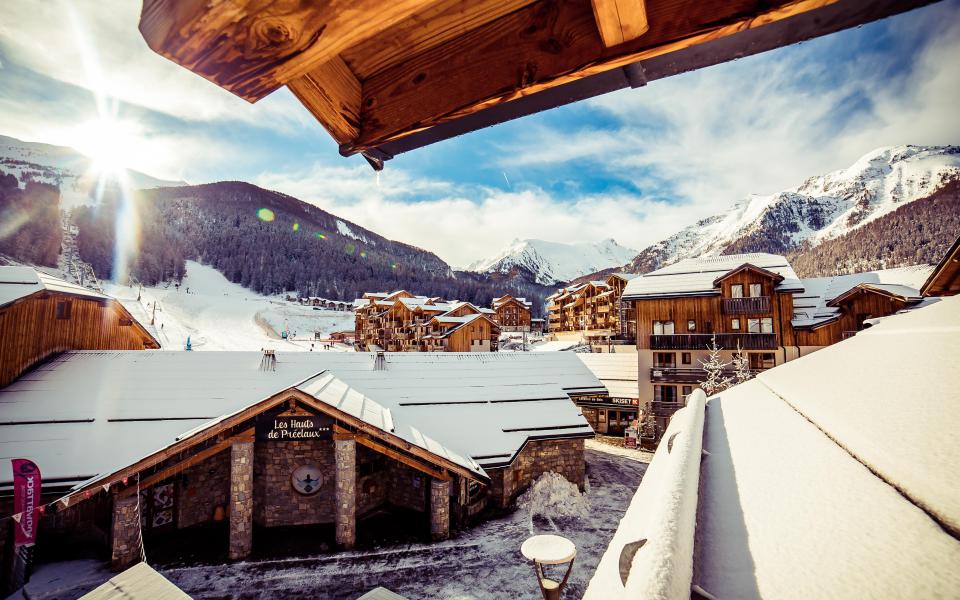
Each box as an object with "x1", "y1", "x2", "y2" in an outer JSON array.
[
  {"x1": 731, "y1": 342, "x2": 752, "y2": 385},
  {"x1": 700, "y1": 334, "x2": 732, "y2": 396}
]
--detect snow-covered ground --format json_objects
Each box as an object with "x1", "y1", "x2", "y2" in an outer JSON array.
[{"x1": 103, "y1": 261, "x2": 355, "y2": 352}]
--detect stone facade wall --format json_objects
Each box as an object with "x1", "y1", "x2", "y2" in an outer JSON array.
[
  {"x1": 429, "y1": 480, "x2": 450, "y2": 541},
  {"x1": 487, "y1": 438, "x2": 585, "y2": 508},
  {"x1": 229, "y1": 442, "x2": 253, "y2": 560},
  {"x1": 334, "y1": 438, "x2": 357, "y2": 549},
  {"x1": 386, "y1": 463, "x2": 427, "y2": 512},
  {"x1": 178, "y1": 448, "x2": 230, "y2": 529},
  {"x1": 110, "y1": 495, "x2": 140, "y2": 570},
  {"x1": 254, "y1": 439, "x2": 336, "y2": 527}
]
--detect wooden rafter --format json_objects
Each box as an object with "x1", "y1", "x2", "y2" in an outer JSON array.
[{"x1": 590, "y1": 0, "x2": 649, "y2": 47}]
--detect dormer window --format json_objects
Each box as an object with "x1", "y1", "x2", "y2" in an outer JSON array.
[{"x1": 730, "y1": 284, "x2": 743, "y2": 298}]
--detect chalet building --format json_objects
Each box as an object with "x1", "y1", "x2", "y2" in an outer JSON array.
[
  {"x1": 354, "y1": 291, "x2": 500, "y2": 352},
  {"x1": 574, "y1": 353, "x2": 641, "y2": 435},
  {"x1": 623, "y1": 254, "x2": 932, "y2": 437},
  {"x1": 530, "y1": 318, "x2": 546, "y2": 335},
  {"x1": 0, "y1": 267, "x2": 160, "y2": 388},
  {"x1": 547, "y1": 273, "x2": 638, "y2": 351},
  {"x1": 491, "y1": 295, "x2": 532, "y2": 332},
  {"x1": 0, "y1": 352, "x2": 599, "y2": 573}
]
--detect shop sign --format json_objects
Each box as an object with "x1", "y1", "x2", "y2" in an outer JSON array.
[
  {"x1": 624, "y1": 427, "x2": 639, "y2": 449},
  {"x1": 291, "y1": 465, "x2": 325, "y2": 495},
  {"x1": 610, "y1": 397, "x2": 639, "y2": 406},
  {"x1": 257, "y1": 413, "x2": 334, "y2": 441}
]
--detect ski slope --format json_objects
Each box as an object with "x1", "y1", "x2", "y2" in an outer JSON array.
[{"x1": 103, "y1": 261, "x2": 355, "y2": 352}]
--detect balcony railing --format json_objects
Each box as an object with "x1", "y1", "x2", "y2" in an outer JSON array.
[
  {"x1": 650, "y1": 366, "x2": 765, "y2": 383},
  {"x1": 721, "y1": 296, "x2": 770, "y2": 314},
  {"x1": 649, "y1": 333, "x2": 777, "y2": 350},
  {"x1": 649, "y1": 401, "x2": 686, "y2": 418}
]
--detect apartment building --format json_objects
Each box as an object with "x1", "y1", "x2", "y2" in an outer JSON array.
[
  {"x1": 491, "y1": 295, "x2": 532, "y2": 332},
  {"x1": 546, "y1": 273, "x2": 638, "y2": 350},
  {"x1": 354, "y1": 291, "x2": 500, "y2": 352},
  {"x1": 623, "y1": 254, "x2": 932, "y2": 438}
]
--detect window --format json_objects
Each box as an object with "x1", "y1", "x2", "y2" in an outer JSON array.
[
  {"x1": 681, "y1": 352, "x2": 691, "y2": 365},
  {"x1": 654, "y1": 385, "x2": 678, "y2": 403},
  {"x1": 731, "y1": 318, "x2": 740, "y2": 330},
  {"x1": 749, "y1": 283, "x2": 763, "y2": 297},
  {"x1": 730, "y1": 284, "x2": 743, "y2": 298},
  {"x1": 749, "y1": 353, "x2": 776, "y2": 370},
  {"x1": 687, "y1": 320, "x2": 696, "y2": 331},
  {"x1": 654, "y1": 352, "x2": 676, "y2": 368},
  {"x1": 652, "y1": 320, "x2": 675, "y2": 335},
  {"x1": 682, "y1": 385, "x2": 693, "y2": 399},
  {"x1": 55, "y1": 301, "x2": 72, "y2": 320},
  {"x1": 747, "y1": 318, "x2": 773, "y2": 333}
]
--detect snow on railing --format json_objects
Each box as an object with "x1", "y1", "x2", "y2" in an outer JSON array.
[{"x1": 583, "y1": 389, "x2": 706, "y2": 600}]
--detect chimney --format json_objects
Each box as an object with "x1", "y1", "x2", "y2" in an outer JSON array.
[
  {"x1": 259, "y1": 349, "x2": 277, "y2": 372},
  {"x1": 373, "y1": 350, "x2": 386, "y2": 371}
]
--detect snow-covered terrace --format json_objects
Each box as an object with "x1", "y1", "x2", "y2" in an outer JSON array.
[
  {"x1": 586, "y1": 294, "x2": 960, "y2": 598},
  {"x1": 0, "y1": 352, "x2": 602, "y2": 490}
]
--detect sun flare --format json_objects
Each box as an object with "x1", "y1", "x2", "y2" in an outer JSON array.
[{"x1": 70, "y1": 117, "x2": 141, "y2": 176}]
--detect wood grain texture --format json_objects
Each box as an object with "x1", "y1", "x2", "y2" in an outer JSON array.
[
  {"x1": 0, "y1": 292, "x2": 159, "y2": 388},
  {"x1": 342, "y1": 0, "x2": 539, "y2": 80},
  {"x1": 288, "y1": 55, "x2": 361, "y2": 143},
  {"x1": 591, "y1": 0, "x2": 649, "y2": 47},
  {"x1": 139, "y1": 0, "x2": 440, "y2": 101},
  {"x1": 351, "y1": 0, "x2": 834, "y2": 151}
]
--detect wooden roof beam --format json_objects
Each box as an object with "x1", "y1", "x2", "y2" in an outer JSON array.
[
  {"x1": 591, "y1": 0, "x2": 649, "y2": 47},
  {"x1": 139, "y1": 0, "x2": 442, "y2": 102}
]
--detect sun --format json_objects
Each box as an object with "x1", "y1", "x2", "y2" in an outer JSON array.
[{"x1": 70, "y1": 117, "x2": 142, "y2": 177}]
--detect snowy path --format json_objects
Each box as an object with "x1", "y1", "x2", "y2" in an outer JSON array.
[
  {"x1": 103, "y1": 261, "x2": 354, "y2": 352},
  {"x1": 157, "y1": 448, "x2": 647, "y2": 600}
]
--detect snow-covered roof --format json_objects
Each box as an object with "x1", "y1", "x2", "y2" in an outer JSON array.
[
  {"x1": 792, "y1": 265, "x2": 931, "y2": 328},
  {"x1": 0, "y1": 266, "x2": 108, "y2": 307},
  {"x1": 588, "y1": 295, "x2": 960, "y2": 599},
  {"x1": 0, "y1": 352, "x2": 601, "y2": 487},
  {"x1": 576, "y1": 353, "x2": 639, "y2": 399},
  {"x1": 622, "y1": 253, "x2": 803, "y2": 299}
]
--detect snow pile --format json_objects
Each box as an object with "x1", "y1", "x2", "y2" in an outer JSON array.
[
  {"x1": 583, "y1": 390, "x2": 706, "y2": 600},
  {"x1": 336, "y1": 219, "x2": 372, "y2": 244},
  {"x1": 469, "y1": 238, "x2": 637, "y2": 285},
  {"x1": 517, "y1": 472, "x2": 591, "y2": 523}
]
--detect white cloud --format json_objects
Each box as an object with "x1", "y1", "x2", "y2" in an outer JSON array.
[{"x1": 0, "y1": 0, "x2": 311, "y2": 129}]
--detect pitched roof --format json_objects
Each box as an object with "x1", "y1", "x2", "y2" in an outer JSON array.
[
  {"x1": 623, "y1": 254, "x2": 803, "y2": 300},
  {"x1": 0, "y1": 352, "x2": 601, "y2": 488},
  {"x1": 0, "y1": 266, "x2": 108, "y2": 308},
  {"x1": 791, "y1": 265, "x2": 931, "y2": 329},
  {"x1": 575, "y1": 353, "x2": 639, "y2": 399},
  {"x1": 921, "y1": 233, "x2": 960, "y2": 297},
  {"x1": 80, "y1": 563, "x2": 190, "y2": 600}
]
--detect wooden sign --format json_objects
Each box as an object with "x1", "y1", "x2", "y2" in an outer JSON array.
[{"x1": 256, "y1": 413, "x2": 333, "y2": 441}]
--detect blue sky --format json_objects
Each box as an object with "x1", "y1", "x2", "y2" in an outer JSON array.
[{"x1": 0, "y1": 0, "x2": 958, "y2": 266}]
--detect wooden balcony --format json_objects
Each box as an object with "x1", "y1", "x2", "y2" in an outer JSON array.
[
  {"x1": 650, "y1": 367, "x2": 764, "y2": 383},
  {"x1": 650, "y1": 401, "x2": 686, "y2": 418},
  {"x1": 721, "y1": 296, "x2": 770, "y2": 314},
  {"x1": 649, "y1": 333, "x2": 777, "y2": 350}
]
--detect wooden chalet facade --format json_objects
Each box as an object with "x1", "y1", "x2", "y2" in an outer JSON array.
[
  {"x1": 623, "y1": 254, "x2": 930, "y2": 438},
  {"x1": 0, "y1": 267, "x2": 159, "y2": 388},
  {"x1": 354, "y1": 291, "x2": 500, "y2": 352},
  {"x1": 921, "y1": 233, "x2": 960, "y2": 297},
  {"x1": 547, "y1": 273, "x2": 637, "y2": 349},
  {"x1": 491, "y1": 295, "x2": 532, "y2": 332}
]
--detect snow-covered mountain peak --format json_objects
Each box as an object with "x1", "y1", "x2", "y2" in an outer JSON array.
[
  {"x1": 0, "y1": 134, "x2": 185, "y2": 209},
  {"x1": 470, "y1": 238, "x2": 638, "y2": 285},
  {"x1": 627, "y1": 144, "x2": 960, "y2": 273}
]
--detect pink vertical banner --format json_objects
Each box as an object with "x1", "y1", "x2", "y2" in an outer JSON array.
[{"x1": 11, "y1": 459, "x2": 41, "y2": 546}]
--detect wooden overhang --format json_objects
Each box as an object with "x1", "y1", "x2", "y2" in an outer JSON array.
[
  {"x1": 139, "y1": 0, "x2": 939, "y2": 169},
  {"x1": 920, "y1": 234, "x2": 960, "y2": 297},
  {"x1": 58, "y1": 384, "x2": 486, "y2": 509},
  {"x1": 711, "y1": 263, "x2": 785, "y2": 287}
]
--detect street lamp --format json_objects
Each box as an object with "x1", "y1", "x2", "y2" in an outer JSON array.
[{"x1": 521, "y1": 534, "x2": 576, "y2": 600}]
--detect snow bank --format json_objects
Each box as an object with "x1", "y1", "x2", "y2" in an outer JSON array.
[
  {"x1": 517, "y1": 472, "x2": 590, "y2": 522},
  {"x1": 583, "y1": 390, "x2": 706, "y2": 600}
]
